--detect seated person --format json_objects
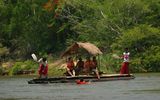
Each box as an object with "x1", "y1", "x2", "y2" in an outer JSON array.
[
  {"x1": 83, "y1": 56, "x2": 100, "y2": 79},
  {"x1": 84, "y1": 57, "x2": 91, "y2": 75},
  {"x1": 75, "y1": 57, "x2": 84, "y2": 75},
  {"x1": 66, "y1": 57, "x2": 75, "y2": 77},
  {"x1": 91, "y1": 56, "x2": 100, "y2": 79},
  {"x1": 84, "y1": 57, "x2": 93, "y2": 75}
]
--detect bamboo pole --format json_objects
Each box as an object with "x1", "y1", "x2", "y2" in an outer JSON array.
[{"x1": 97, "y1": 54, "x2": 101, "y2": 72}]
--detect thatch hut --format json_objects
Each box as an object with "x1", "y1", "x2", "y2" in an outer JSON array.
[
  {"x1": 61, "y1": 42, "x2": 103, "y2": 71},
  {"x1": 61, "y1": 42, "x2": 102, "y2": 57}
]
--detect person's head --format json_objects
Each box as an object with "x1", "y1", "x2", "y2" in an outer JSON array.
[
  {"x1": 92, "y1": 56, "x2": 96, "y2": 61},
  {"x1": 80, "y1": 78, "x2": 84, "y2": 82},
  {"x1": 125, "y1": 48, "x2": 129, "y2": 52},
  {"x1": 86, "y1": 56, "x2": 90, "y2": 61},
  {"x1": 42, "y1": 57, "x2": 47, "y2": 65},
  {"x1": 68, "y1": 57, "x2": 72, "y2": 61},
  {"x1": 42, "y1": 57, "x2": 47, "y2": 62},
  {"x1": 78, "y1": 57, "x2": 82, "y2": 61}
]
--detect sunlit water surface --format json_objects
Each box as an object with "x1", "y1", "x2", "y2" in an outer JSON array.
[{"x1": 0, "y1": 73, "x2": 160, "y2": 100}]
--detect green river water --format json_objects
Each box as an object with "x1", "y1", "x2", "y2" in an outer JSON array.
[{"x1": 0, "y1": 73, "x2": 160, "y2": 100}]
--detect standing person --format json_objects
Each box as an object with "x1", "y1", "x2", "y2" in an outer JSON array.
[
  {"x1": 120, "y1": 48, "x2": 130, "y2": 74},
  {"x1": 38, "y1": 57, "x2": 48, "y2": 78},
  {"x1": 75, "y1": 57, "x2": 84, "y2": 75},
  {"x1": 66, "y1": 57, "x2": 75, "y2": 77}
]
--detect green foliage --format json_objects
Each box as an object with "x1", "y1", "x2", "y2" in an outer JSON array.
[
  {"x1": 0, "y1": 43, "x2": 9, "y2": 56},
  {"x1": 0, "y1": 0, "x2": 63, "y2": 59},
  {"x1": 0, "y1": 0, "x2": 160, "y2": 74},
  {"x1": 9, "y1": 60, "x2": 37, "y2": 75},
  {"x1": 48, "y1": 67, "x2": 66, "y2": 76},
  {"x1": 112, "y1": 25, "x2": 160, "y2": 53},
  {"x1": 62, "y1": 0, "x2": 115, "y2": 48},
  {"x1": 60, "y1": 0, "x2": 160, "y2": 52},
  {"x1": 9, "y1": 62, "x2": 22, "y2": 75},
  {"x1": 111, "y1": 25, "x2": 160, "y2": 72},
  {"x1": 0, "y1": 67, "x2": 4, "y2": 75},
  {"x1": 142, "y1": 46, "x2": 160, "y2": 72},
  {"x1": 130, "y1": 46, "x2": 160, "y2": 72},
  {"x1": 100, "y1": 54, "x2": 121, "y2": 73}
]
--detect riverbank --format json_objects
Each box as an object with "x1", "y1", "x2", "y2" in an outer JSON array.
[
  {"x1": 0, "y1": 58, "x2": 67, "y2": 76},
  {"x1": 0, "y1": 54, "x2": 158, "y2": 76}
]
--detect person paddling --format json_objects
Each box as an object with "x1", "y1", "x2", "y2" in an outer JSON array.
[{"x1": 38, "y1": 57, "x2": 48, "y2": 79}]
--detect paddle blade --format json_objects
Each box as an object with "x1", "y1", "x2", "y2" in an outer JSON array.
[{"x1": 31, "y1": 53, "x2": 37, "y2": 61}]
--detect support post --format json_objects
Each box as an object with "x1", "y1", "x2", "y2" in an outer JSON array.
[{"x1": 97, "y1": 55, "x2": 101, "y2": 72}]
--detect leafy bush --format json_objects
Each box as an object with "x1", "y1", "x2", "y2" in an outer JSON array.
[
  {"x1": 142, "y1": 46, "x2": 160, "y2": 72},
  {"x1": 0, "y1": 67, "x2": 4, "y2": 75},
  {"x1": 100, "y1": 54, "x2": 122, "y2": 73},
  {"x1": 9, "y1": 62, "x2": 22, "y2": 75},
  {"x1": 48, "y1": 67, "x2": 66, "y2": 77},
  {"x1": 0, "y1": 43, "x2": 9, "y2": 61},
  {"x1": 9, "y1": 60, "x2": 37, "y2": 75}
]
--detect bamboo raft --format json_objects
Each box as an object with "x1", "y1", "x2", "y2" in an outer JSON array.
[{"x1": 28, "y1": 74, "x2": 135, "y2": 84}]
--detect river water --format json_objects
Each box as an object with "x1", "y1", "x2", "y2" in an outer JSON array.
[{"x1": 0, "y1": 73, "x2": 160, "y2": 100}]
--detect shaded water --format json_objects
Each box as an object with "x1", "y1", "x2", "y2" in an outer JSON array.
[{"x1": 0, "y1": 73, "x2": 160, "y2": 100}]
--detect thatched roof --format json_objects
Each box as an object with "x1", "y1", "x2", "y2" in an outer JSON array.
[{"x1": 61, "y1": 42, "x2": 103, "y2": 57}]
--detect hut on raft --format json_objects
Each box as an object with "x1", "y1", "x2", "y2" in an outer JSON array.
[{"x1": 60, "y1": 42, "x2": 103, "y2": 71}]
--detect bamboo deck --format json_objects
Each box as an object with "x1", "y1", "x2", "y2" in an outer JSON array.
[{"x1": 28, "y1": 74, "x2": 135, "y2": 84}]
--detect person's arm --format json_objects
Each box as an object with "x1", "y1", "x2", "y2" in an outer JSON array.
[
  {"x1": 38, "y1": 58, "x2": 42, "y2": 63},
  {"x1": 72, "y1": 61, "x2": 75, "y2": 67},
  {"x1": 76, "y1": 61, "x2": 80, "y2": 67}
]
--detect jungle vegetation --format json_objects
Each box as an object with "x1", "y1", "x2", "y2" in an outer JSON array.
[{"x1": 0, "y1": 0, "x2": 160, "y2": 75}]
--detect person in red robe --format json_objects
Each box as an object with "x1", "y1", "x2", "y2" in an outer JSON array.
[
  {"x1": 38, "y1": 58, "x2": 48, "y2": 78},
  {"x1": 66, "y1": 57, "x2": 75, "y2": 76},
  {"x1": 84, "y1": 56, "x2": 100, "y2": 79},
  {"x1": 120, "y1": 48, "x2": 130, "y2": 74},
  {"x1": 91, "y1": 56, "x2": 100, "y2": 79},
  {"x1": 84, "y1": 57, "x2": 92, "y2": 75}
]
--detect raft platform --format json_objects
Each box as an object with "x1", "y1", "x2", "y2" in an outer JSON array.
[{"x1": 28, "y1": 74, "x2": 135, "y2": 84}]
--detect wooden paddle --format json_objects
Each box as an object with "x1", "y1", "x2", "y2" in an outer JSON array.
[
  {"x1": 31, "y1": 53, "x2": 43, "y2": 63},
  {"x1": 31, "y1": 53, "x2": 38, "y2": 62}
]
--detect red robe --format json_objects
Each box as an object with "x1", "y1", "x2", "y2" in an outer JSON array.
[
  {"x1": 120, "y1": 52, "x2": 130, "y2": 74},
  {"x1": 120, "y1": 62, "x2": 129, "y2": 74},
  {"x1": 38, "y1": 64, "x2": 48, "y2": 76},
  {"x1": 67, "y1": 60, "x2": 74, "y2": 70}
]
